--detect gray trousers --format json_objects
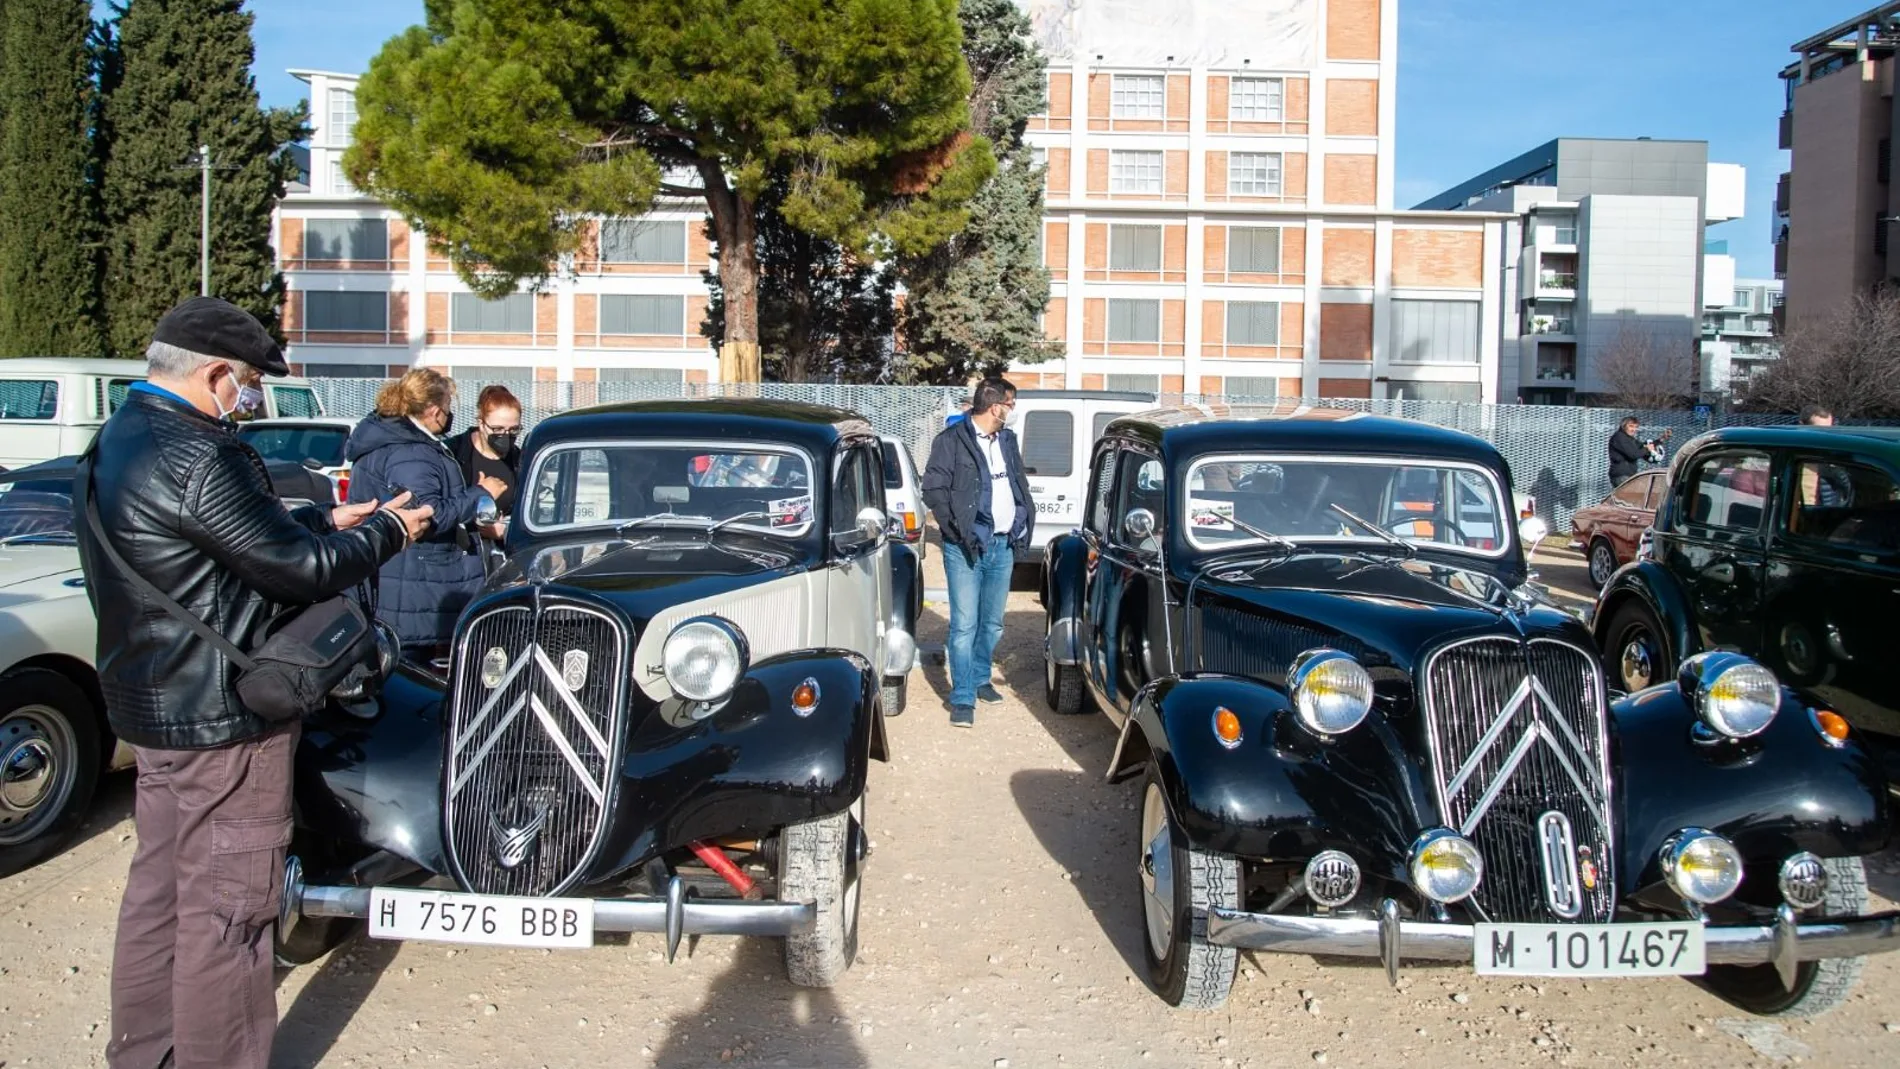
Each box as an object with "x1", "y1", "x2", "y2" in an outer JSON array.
[{"x1": 107, "y1": 724, "x2": 298, "y2": 1069}]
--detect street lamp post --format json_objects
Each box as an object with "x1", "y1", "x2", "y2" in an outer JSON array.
[{"x1": 179, "y1": 145, "x2": 239, "y2": 297}]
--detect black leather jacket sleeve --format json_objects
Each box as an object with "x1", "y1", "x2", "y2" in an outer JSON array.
[{"x1": 181, "y1": 438, "x2": 406, "y2": 605}]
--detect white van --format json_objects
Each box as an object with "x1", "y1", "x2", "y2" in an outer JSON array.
[
  {"x1": 0, "y1": 358, "x2": 326, "y2": 469},
  {"x1": 1010, "y1": 389, "x2": 1155, "y2": 562}
]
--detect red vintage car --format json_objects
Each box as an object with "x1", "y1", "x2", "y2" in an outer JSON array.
[{"x1": 1570, "y1": 470, "x2": 1666, "y2": 587}]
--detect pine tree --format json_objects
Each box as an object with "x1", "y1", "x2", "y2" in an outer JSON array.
[
  {"x1": 0, "y1": 0, "x2": 105, "y2": 355},
  {"x1": 101, "y1": 0, "x2": 306, "y2": 356}
]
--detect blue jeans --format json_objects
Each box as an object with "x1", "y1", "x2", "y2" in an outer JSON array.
[{"x1": 943, "y1": 533, "x2": 1015, "y2": 707}]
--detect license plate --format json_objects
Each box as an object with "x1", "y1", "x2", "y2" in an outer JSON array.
[
  {"x1": 1035, "y1": 500, "x2": 1065, "y2": 515},
  {"x1": 369, "y1": 887, "x2": 595, "y2": 949},
  {"x1": 1474, "y1": 922, "x2": 1704, "y2": 977}
]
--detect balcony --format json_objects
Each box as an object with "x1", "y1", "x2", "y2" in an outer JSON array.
[
  {"x1": 1779, "y1": 110, "x2": 1793, "y2": 151},
  {"x1": 1526, "y1": 315, "x2": 1574, "y2": 336},
  {"x1": 1536, "y1": 271, "x2": 1578, "y2": 296},
  {"x1": 1774, "y1": 241, "x2": 1788, "y2": 277},
  {"x1": 1534, "y1": 341, "x2": 1577, "y2": 383},
  {"x1": 1775, "y1": 172, "x2": 1790, "y2": 215}
]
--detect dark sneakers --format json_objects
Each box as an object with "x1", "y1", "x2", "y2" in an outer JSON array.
[
  {"x1": 950, "y1": 704, "x2": 975, "y2": 728},
  {"x1": 975, "y1": 683, "x2": 1005, "y2": 704}
]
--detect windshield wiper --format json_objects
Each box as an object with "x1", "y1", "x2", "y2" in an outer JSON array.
[
  {"x1": 1220, "y1": 514, "x2": 1297, "y2": 553},
  {"x1": 613, "y1": 514, "x2": 714, "y2": 536},
  {"x1": 707, "y1": 510, "x2": 775, "y2": 535},
  {"x1": 1327, "y1": 504, "x2": 1416, "y2": 559}
]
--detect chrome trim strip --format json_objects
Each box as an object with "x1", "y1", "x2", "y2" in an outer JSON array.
[
  {"x1": 1458, "y1": 726, "x2": 1541, "y2": 835},
  {"x1": 534, "y1": 646, "x2": 611, "y2": 756},
  {"x1": 1441, "y1": 677, "x2": 1532, "y2": 800},
  {"x1": 526, "y1": 693, "x2": 606, "y2": 807},
  {"x1": 448, "y1": 694, "x2": 531, "y2": 798}
]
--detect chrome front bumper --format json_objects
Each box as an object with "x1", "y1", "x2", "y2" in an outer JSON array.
[
  {"x1": 1207, "y1": 899, "x2": 1900, "y2": 989},
  {"x1": 282, "y1": 859, "x2": 813, "y2": 962}
]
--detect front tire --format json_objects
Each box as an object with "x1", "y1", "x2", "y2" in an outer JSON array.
[
  {"x1": 0, "y1": 670, "x2": 103, "y2": 879},
  {"x1": 1137, "y1": 766, "x2": 1239, "y2": 1009},
  {"x1": 780, "y1": 794, "x2": 865, "y2": 987},
  {"x1": 1602, "y1": 599, "x2": 1670, "y2": 693},
  {"x1": 1703, "y1": 857, "x2": 1869, "y2": 1017},
  {"x1": 1587, "y1": 538, "x2": 1618, "y2": 589}
]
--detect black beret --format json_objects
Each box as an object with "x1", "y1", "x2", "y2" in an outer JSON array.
[{"x1": 151, "y1": 296, "x2": 288, "y2": 376}]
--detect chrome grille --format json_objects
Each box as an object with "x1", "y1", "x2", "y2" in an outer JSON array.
[
  {"x1": 444, "y1": 601, "x2": 628, "y2": 896},
  {"x1": 1423, "y1": 638, "x2": 1614, "y2": 923}
]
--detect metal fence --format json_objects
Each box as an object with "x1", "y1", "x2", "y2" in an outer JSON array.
[{"x1": 305, "y1": 378, "x2": 1840, "y2": 532}]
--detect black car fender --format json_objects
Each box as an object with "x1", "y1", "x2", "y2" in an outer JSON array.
[
  {"x1": 1043, "y1": 532, "x2": 1090, "y2": 665},
  {"x1": 1610, "y1": 685, "x2": 1892, "y2": 902},
  {"x1": 1595, "y1": 559, "x2": 1699, "y2": 667},
  {"x1": 1114, "y1": 674, "x2": 1438, "y2": 879}
]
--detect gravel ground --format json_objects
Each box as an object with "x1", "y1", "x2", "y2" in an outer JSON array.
[{"x1": 2, "y1": 544, "x2": 1896, "y2": 1069}]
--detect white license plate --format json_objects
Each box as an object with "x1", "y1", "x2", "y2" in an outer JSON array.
[
  {"x1": 1474, "y1": 922, "x2": 1704, "y2": 977},
  {"x1": 369, "y1": 887, "x2": 595, "y2": 949}
]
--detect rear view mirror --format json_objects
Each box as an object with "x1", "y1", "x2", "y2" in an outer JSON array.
[
  {"x1": 1136, "y1": 460, "x2": 1164, "y2": 492},
  {"x1": 653, "y1": 485, "x2": 690, "y2": 505}
]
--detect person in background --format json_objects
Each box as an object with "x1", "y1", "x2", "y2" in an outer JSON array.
[
  {"x1": 346, "y1": 368, "x2": 506, "y2": 657},
  {"x1": 1801, "y1": 405, "x2": 1835, "y2": 427},
  {"x1": 921, "y1": 376, "x2": 1034, "y2": 728},
  {"x1": 451, "y1": 384, "x2": 523, "y2": 519},
  {"x1": 1607, "y1": 418, "x2": 1668, "y2": 484}
]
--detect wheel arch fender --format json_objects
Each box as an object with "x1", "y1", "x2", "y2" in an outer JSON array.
[
  {"x1": 1043, "y1": 532, "x2": 1090, "y2": 664},
  {"x1": 1595, "y1": 560, "x2": 1699, "y2": 670},
  {"x1": 884, "y1": 542, "x2": 921, "y2": 678}
]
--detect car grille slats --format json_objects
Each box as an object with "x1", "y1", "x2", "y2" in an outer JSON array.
[
  {"x1": 1424, "y1": 638, "x2": 1615, "y2": 924},
  {"x1": 1196, "y1": 604, "x2": 1371, "y2": 682},
  {"x1": 445, "y1": 601, "x2": 628, "y2": 897}
]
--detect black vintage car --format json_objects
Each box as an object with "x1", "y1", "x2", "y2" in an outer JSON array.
[
  {"x1": 279, "y1": 400, "x2": 923, "y2": 986},
  {"x1": 1595, "y1": 425, "x2": 1900, "y2": 791},
  {"x1": 1041, "y1": 406, "x2": 1896, "y2": 1016}
]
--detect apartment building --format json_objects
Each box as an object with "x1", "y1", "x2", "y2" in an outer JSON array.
[
  {"x1": 277, "y1": 2, "x2": 1508, "y2": 400},
  {"x1": 1417, "y1": 138, "x2": 1746, "y2": 405},
  {"x1": 1778, "y1": 2, "x2": 1900, "y2": 326},
  {"x1": 1700, "y1": 276, "x2": 1784, "y2": 396}
]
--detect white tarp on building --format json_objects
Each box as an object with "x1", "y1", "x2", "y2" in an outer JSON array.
[{"x1": 1016, "y1": 0, "x2": 1320, "y2": 69}]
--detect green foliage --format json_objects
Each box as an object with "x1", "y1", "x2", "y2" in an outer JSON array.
[
  {"x1": 896, "y1": 0, "x2": 1056, "y2": 384},
  {"x1": 101, "y1": 0, "x2": 305, "y2": 356},
  {"x1": 0, "y1": 0, "x2": 103, "y2": 355}
]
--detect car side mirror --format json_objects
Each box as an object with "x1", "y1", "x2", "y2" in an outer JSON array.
[
  {"x1": 302, "y1": 458, "x2": 324, "y2": 472},
  {"x1": 473, "y1": 492, "x2": 500, "y2": 529},
  {"x1": 1124, "y1": 508, "x2": 1157, "y2": 545},
  {"x1": 834, "y1": 506, "x2": 887, "y2": 553},
  {"x1": 1518, "y1": 515, "x2": 1549, "y2": 555}
]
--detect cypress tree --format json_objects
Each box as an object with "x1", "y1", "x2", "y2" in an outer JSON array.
[
  {"x1": 0, "y1": 0, "x2": 106, "y2": 356},
  {"x1": 101, "y1": 0, "x2": 306, "y2": 356}
]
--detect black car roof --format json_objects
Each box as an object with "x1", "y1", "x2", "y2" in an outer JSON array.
[
  {"x1": 1104, "y1": 404, "x2": 1510, "y2": 469},
  {"x1": 526, "y1": 398, "x2": 875, "y2": 453},
  {"x1": 1014, "y1": 389, "x2": 1156, "y2": 402},
  {"x1": 1685, "y1": 425, "x2": 1900, "y2": 453}
]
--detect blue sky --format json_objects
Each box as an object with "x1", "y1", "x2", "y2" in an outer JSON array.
[{"x1": 235, "y1": 0, "x2": 1804, "y2": 278}]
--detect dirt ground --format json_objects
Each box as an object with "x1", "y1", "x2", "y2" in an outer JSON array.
[{"x1": 2, "y1": 544, "x2": 1897, "y2": 1069}]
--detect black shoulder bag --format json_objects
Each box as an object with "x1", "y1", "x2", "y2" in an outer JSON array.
[{"x1": 76, "y1": 453, "x2": 380, "y2": 723}]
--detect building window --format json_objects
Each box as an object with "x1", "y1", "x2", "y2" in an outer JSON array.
[
  {"x1": 1229, "y1": 77, "x2": 1284, "y2": 122},
  {"x1": 451, "y1": 365, "x2": 529, "y2": 382},
  {"x1": 302, "y1": 363, "x2": 385, "y2": 379},
  {"x1": 450, "y1": 293, "x2": 534, "y2": 334},
  {"x1": 1225, "y1": 301, "x2": 1281, "y2": 346},
  {"x1": 1111, "y1": 74, "x2": 1165, "y2": 119},
  {"x1": 1031, "y1": 146, "x2": 1048, "y2": 170},
  {"x1": 1733, "y1": 289, "x2": 1752, "y2": 310},
  {"x1": 600, "y1": 219, "x2": 687, "y2": 264},
  {"x1": 1106, "y1": 373, "x2": 1160, "y2": 394},
  {"x1": 303, "y1": 291, "x2": 388, "y2": 332},
  {"x1": 1109, "y1": 150, "x2": 1164, "y2": 194},
  {"x1": 1106, "y1": 298, "x2": 1161, "y2": 343},
  {"x1": 330, "y1": 160, "x2": 354, "y2": 197},
  {"x1": 1228, "y1": 152, "x2": 1283, "y2": 197},
  {"x1": 1389, "y1": 300, "x2": 1480, "y2": 365},
  {"x1": 1226, "y1": 227, "x2": 1282, "y2": 273},
  {"x1": 1108, "y1": 225, "x2": 1162, "y2": 271},
  {"x1": 600, "y1": 294, "x2": 685, "y2": 336},
  {"x1": 599, "y1": 367, "x2": 684, "y2": 383},
  {"x1": 328, "y1": 89, "x2": 357, "y2": 145},
  {"x1": 1223, "y1": 375, "x2": 1279, "y2": 398},
  {"x1": 304, "y1": 218, "x2": 387, "y2": 262}
]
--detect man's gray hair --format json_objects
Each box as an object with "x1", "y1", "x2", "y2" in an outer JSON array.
[{"x1": 145, "y1": 340, "x2": 221, "y2": 379}]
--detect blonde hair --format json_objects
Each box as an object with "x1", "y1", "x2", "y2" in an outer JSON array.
[{"x1": 376, "y1": 367, "x2": 455, "y2": 419}]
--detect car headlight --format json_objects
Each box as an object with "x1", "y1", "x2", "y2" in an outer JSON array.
[
  {"x1": 1661, "y1": 828, "x2": 1744, "y2": 905},
  {"x1": 1679, "y1": 651, "x2": 1779, "y2": 738},
  {"x1": 1409, "y1": 828, "x2": 1483, "y2": 903},
  {"x1": 1289, "y1": 650, "x2": 1375, "y2": 736},
  {"x1": 662, "y1": 617, "x2": 748, "y2": 703}
]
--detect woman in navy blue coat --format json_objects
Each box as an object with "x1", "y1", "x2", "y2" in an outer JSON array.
[{"x1": 345, "y1": 368, "x2": 507, "y2": 655}]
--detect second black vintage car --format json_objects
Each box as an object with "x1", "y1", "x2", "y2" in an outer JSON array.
[
  {"x1": 1042, "y1": 405, "x2": 1896, "y2": 1016},
  {"x1": 277, "y1": 400, "x2": 923, "y2": 986}
]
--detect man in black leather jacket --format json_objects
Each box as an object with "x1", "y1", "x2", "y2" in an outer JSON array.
[{"x1": 75, "y1": 297, "x2": 432, "y2": 1069}]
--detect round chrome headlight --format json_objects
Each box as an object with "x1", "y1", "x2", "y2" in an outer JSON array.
[
  {"x1": 1289, "y1": 650, "x2": 1375, "y2": 736},
  {"x1": 1661, "y1": 828, "x2": 1744, "y2": 905},
  {"x1": 662, "y1": 618, "x2": 748, "y2": 703},
  {"x1": 1681, "y1": 652, "x2": 1779, "y2": 738},
  {"x1": 1409, "y1": 828, "x2": 1483, "y2": 903}
]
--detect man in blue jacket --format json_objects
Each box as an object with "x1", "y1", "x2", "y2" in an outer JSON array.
[{"x1": 921, "y1": 377, "x2": 1034, "y2": 727}]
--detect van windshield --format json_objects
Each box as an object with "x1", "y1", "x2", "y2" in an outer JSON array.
[{"x1": 1184, "y1": 455, "x2": 1510, "y2": 556}]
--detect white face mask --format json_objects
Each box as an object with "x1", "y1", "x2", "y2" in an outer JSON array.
[{"x1": 214, "y1": 365, "x2": 264, "y2": 422}]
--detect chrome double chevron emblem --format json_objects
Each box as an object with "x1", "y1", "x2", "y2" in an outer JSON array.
[
  {"x1": 1439, "y1": 673, "x2": 1607, "y2": 837},
  {"x1": 449, "y1": 643, "x2": 611, "y2": 806}
]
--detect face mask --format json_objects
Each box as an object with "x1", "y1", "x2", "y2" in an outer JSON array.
[
  {"x1": 439, "y1": 411, "x2": 456, "y2": 437},
  {"x1": 214, "y1": 373, "x2": 263, "y2": 423},
  {"x1": 486, "y1": 431, "x2": 517, "y2": 454}
]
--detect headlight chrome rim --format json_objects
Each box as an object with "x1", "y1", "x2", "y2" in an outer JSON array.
[
  {"x1": 662, "y1": 616, "x2": 750, "y2": 703},
  {"x1": 1289, "y1": 649, "x2": 1375, "y2": 737},
  {"x1": 1660, "y1": 827, "x2": 1745, "y2": 906},
  {"x1": 1680, "y1": 651, "x2": 1780, "y2": 739},
  {"x1": 1408, "y1": 828, "x2": 1483, "y2": 904}
]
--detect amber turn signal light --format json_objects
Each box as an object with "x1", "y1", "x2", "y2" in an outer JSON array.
[
  {"x1": 1213, "y1": 706, "x2": 1243, "y2": 749},
  {"x1": 1814, "y1": 709, "x2": 1850, "y2": 744},
  {"x1": 791, "y1": 678, "x2": 821, "y2": 717}
]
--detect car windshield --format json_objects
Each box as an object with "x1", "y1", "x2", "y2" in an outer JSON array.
[
  {"x1": 1183, "y1": 455, "x2": 1510, "y2": 555},
  {"x1": 525, "y1": 442, "x2": 815, "y2": 537},
  {"x1": 238, "y1": 424, "x2": 348, "y2": 468},
  {"x1": 0, "y1": 476, "x2": 77, "y2": 545}
]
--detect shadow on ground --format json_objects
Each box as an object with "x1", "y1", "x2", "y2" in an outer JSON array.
[
  {"x1": 273, "y1": 935, "x2": 400, "y2": 1069},
  {"x1": 648, "y1": 938, "x2": 869, "y2": 1069}
]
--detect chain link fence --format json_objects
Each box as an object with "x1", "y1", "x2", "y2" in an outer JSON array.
[{"x1": 305, "y1": 378, "x2": 1837, "y2": 532}]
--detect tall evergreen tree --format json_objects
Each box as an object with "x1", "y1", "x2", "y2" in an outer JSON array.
[
  {"x1": 101, "y1": 0, "x2": 305, "y2": 356},
  {"x1": 0, "y1": 0, "x2": 105, "y2": 355}
]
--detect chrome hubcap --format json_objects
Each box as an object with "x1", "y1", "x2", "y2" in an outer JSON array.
[
  {"x1": 1139, "y1": 782, "x2": 1176, "y2": 958},
  {"x1": 0, "y1": 706, "x2": 77, "y2": 844},
  {"x1": 1591, "y1": 545, "x2": 1614, "y2": 584},
  {"x1": 1620, "y1": 638, "x2": 1653, "y2": 691}
]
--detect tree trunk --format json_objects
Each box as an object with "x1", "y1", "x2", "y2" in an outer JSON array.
[{"x1": 708, "y1": 186, "x2": 761, "y2": 385}]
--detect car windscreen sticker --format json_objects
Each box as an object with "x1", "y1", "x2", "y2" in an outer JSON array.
[
  {"x1": 768, "y1": 495, "x2": 812, "y2": 528},
  {"x1": 1188, "y1": 498, "x2": 1235, "y2": 530}
]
